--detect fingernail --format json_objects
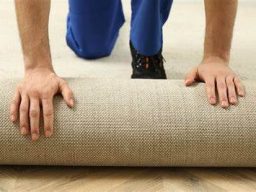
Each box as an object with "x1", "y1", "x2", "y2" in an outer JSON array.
[
  {"x1": 221, "y1": 101, "x2": 228, "y2": 108},
  {"x1": 21, "y1": 127, "x2": 27, "y2": 135},
  {"x1": 11, "y1": 115, "x2": 15, "y2": 122},
  {"x1": 230, "y1": 97, "x2": 237, "y2": 104},
  {"x1": 70, "y1": 99, "x2": 74, "y2": 107},
  {"x1": 210, "y1": 97, "x2": 216, "y2": 104},
  {"x1": 32, "y1": 133, "x2": 39, "y2": 141},
  {"x1": 45, "y1": 131, "x2": 52, "y2": 138},
  {"x1": 240, "y1": 92, "x2": 245, "y2": 97}
]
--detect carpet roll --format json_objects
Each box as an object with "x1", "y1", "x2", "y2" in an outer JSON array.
[{"x1": 0, "y1": 78, "x2": 255, "y2": 167}]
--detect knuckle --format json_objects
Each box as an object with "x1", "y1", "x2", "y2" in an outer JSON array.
[
  {"x1": 30, "y1": 109, "x2": 39, "y2": 117},
  {"x1": 226, "y1": 77, "x2": 234, "y2": 86},
  {"x1": 42, "y1": 91, "x2": 52, "y2": 99},
  {"x1": 20, "y1": 122, "x2": 27, "y2": 128},
  {"x1": 229, "y1": 92, "x2": 235, "y2": 97},
  {"x1": 20, "y1": 105, "x2": 28, "y2": 113},
  {"x1": 209, "y1": 96, "x2": 216, "y2": 100},
  {"x1": 221, "y1": 98, "x2": 228, "y2": 102},
  {"x1": 226, "y1": 75, "x2": 234, "y2": 81},
  {"x1": 218, "y1": 83, "x2": 226, "y2": 90},
  {"x1": 236, "y1": 85, "x2": 242, "y2": 91},
  {"x1": 10, "y1": 107, "x2": 16, "y2": 114},
  {"x1": 27, "y1": 89, "x2": 40, "y2": 98},
  {"x1": 45, "y1": 126, "x2": 52, "y2": 132},
  {"x1": 234, "y1": 77, "x2": 241, "y2": 83},
  {"x1": 31, "y1": 129, "x2": 39, "y2": 134},
  {"x1": 10, "y1": 111, "x2": 15, "y2": 116},
  {"x1": 44, "y1": 111, "x2": 53, "y2": 117},
  {"x1": 227, "y1": 82, "x2": 234, "y2": 88},
  {"x1": 206, "y1": 82, "x2": 214, "y2": 88},
  {"x1": 11, "y1": 99, "x2": 18, "y2": 106},
  {"x1": 229, "y1": 95, "x2": 236, "y2": 99},
  {"x1": 208, "y1": 93, "x2": 215, "y2": 99},
  {"x1": 60, "y1": 81, "x2": 67, "y2": 89},
  {"x1": 207, "y1": 90, "x2": 214, "y2": 96}
]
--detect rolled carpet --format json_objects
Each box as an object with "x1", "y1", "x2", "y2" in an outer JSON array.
[{"x1": 0, "y1": 78, "x2": 255, "y2": 167}]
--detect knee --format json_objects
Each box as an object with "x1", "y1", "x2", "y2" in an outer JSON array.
[
  {"x1": 80, "y1": 51, "x2": 111, "y2": 60},
  {"x1": 66, "y1": 20, "x2": 115, "y2": 59},
  {"x1": 66, "y1": 34, "x2": 112, "y2": 60},
  {"x1": 66, "y1": 8, "x2": 124, "y2": 59},
  {"x1": 73, "y1": 46, "x2": 112, "y2": 60}
]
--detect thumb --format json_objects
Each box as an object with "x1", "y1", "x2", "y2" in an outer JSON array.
[
  {"x1": 185, "y1": 67, "x2": 198, "y2": 86},
  {"x1": 59, "y1": 80, "x2": 74, "y2": 108}
]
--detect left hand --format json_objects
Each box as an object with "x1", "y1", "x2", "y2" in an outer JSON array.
[{"x1": 184, "y1": 57, "x2": 245, "y2": 108}]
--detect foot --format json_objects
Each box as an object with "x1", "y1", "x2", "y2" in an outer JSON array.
[{"x1": 130, "y1": 41, "x2": 167, "y2": 79}]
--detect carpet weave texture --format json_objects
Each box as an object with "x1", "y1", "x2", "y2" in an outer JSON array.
[{"x1": 0, "y1": 79, "x2": 255, "y2": 167}]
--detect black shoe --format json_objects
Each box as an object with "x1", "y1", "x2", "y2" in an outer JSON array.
[{"x1": 130, "y1": 41, "x2": 167, "y2": 79}]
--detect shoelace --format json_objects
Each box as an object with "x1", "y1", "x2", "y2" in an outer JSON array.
[{"x1": 135, "y1": 53, "x2": 165, "y2": 70}]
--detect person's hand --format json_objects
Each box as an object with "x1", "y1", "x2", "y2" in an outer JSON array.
[
  {"x1": 9, "y1": 68, "x2": 74, "y2": 141},
  {"x1": 185, "y1": 57, "x2": 245, "y2": 108}
]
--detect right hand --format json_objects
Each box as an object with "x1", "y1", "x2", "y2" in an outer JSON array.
[{"x1": 9, "y1": 68, "x2": 74, "y2": 141}]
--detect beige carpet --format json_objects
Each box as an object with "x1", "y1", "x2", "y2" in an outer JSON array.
[
  {"x1": 0, "y1": 1, "x2": 256, "y2": 167},
  {"x1": 0, "y1": 1, "x2": 255, "y2": 80},
  {"x1": 0, "y1": 78, "x2": 256, "y2": 166}
]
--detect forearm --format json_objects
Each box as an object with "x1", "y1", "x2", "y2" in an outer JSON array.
[
  {"x1": 203, "y1": 0, "x2": 238, "y2": 63},
  {"x1": 15, "y1": 0, "x2": 53, "y2": 71}
]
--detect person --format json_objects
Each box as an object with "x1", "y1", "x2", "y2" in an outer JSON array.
[{"x1": 10, "y1": 0, "x2": 245, "y2": 141}]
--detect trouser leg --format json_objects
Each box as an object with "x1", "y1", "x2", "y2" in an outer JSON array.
[
  {"x1": 66, "y1": 0, "x2": 125, "y2": 59},
  {"x1": 130, "y1": 0, "x2": 173, "y2": 56}
]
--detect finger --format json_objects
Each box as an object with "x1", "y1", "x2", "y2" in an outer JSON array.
[
  {"x1": 19, "y1": 95, "x2": 29, "y2": 135},
  {"x1": 10, "y1": 89, "x2": 21, "y2": 122},
  {"x1": 216, "y1": 77, "x2": 229, "y2": 108},
  {"x1": 42, "y1": 98, "x2": 54, "y2": 138},
  {"x1": 60, "y1": 81, "x2": 74, "y2": 107},
  {"x1": 234, "y1": 77, "x2": 245, "y2": 97},
  {"x1": 226, "y1": 76, "x2": 237, "y2": 105},
  {"x1": 29, "y1": 98, "x2": 40, "y2": 141},
  {"x1": 185, "y1": 67, "x2": 198, "y2": 86},
  {"x1": 205, "y1": 77, "x2": 217, "y2": 105}
]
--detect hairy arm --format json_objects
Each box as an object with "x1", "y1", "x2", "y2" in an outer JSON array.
[
  {"x1": 15, "y1": 0, "x2": 53, "y2": 70},
  {"x1": 185, "y1": 0, "x2": 245, "y2": 108},
  {"x1": 11, "y1": 0, "x2": 74, "y2": 141},
  {"x1": 203, "y1": 0, "x2": 237, "y2": 62}
]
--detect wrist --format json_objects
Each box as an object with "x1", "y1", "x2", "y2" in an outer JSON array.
[
  {"x1": 23, "y1": 39, "x2": 53, "y2": 70},
  {"x1": 203, "y1": 49, "x2": 230, "y2": 63},
  {"x1": 24, "y1": 58, "x2": 54, "y2": 74},
  {"x1": 24, "y1": 53, "x2": 54, "y2": 72},
  {"x1": 25, "y1": 67, "x2": 55, "y2": 79},
  {"x1": 202, "y1": 55, "x2": 230, "y2": 65}
]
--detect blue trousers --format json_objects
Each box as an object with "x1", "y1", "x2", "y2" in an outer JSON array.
[{"x1": 66, "y1": 0, "x2": 173, "y2": 59}]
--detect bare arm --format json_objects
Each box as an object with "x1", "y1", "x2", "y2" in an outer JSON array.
[
  {"x1": 10, "y1": 0, "x2": 74, "y2": 141},
  {"x1": 185, "y1": 0, "x2": 245, "y2": 108},
  {"x1": 203, "y1": 0, "x2": 237, "y2": 62},
  {"x1": 15, "y1": 0, "x2": 53, "y2": 71}
]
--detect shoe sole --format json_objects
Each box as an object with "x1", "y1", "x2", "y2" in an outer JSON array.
[{"x1": 131, "y1": 74, "x2": 167, "y2": 79}]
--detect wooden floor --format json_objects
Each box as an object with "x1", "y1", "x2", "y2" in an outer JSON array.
[{"x1": 0, "y1": 166, "x2": 255, "y2": 192}]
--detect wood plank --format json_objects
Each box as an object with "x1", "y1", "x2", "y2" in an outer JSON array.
[{"x1": 0, "y1": 166, "x2": 256, "y2": 192}]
